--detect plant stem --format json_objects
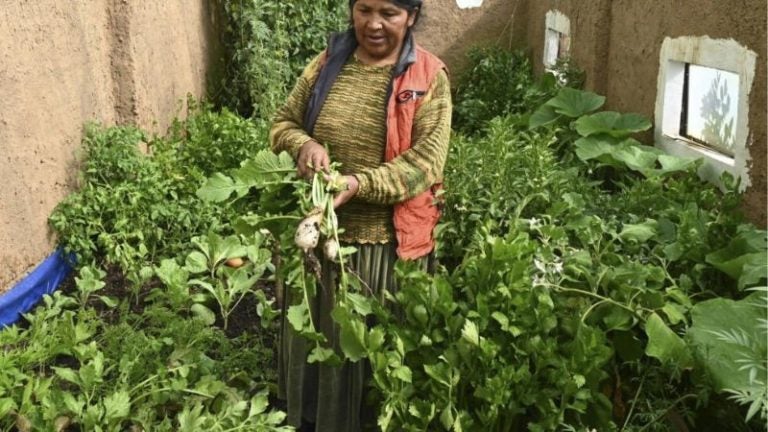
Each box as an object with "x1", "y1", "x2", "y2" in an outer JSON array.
[
  {"x1": 548, "y1": 283, "x2": 641, "y2": 318},
  {"x1": 621, "y1": 370, "x2": 648, "y2": 431}
]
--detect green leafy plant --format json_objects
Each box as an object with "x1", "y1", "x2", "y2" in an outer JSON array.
[
  {"x1": 186, "y1": 232, "x2": 274, "y2": 330},
  {"x1": 214, "y1": 0, "x2": 347, "y2": 118},
  {"x1": 452, "y1": 47, "x2": 558, "y2": 135},
  {"x1": 688, "y1": 291, "x2": 768, "y2": 422},
  {"x1": 74, "y1": 266, "x2": 117, "y2": 309}
]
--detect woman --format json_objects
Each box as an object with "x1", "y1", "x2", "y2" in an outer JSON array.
[{"x1": 270, "y1": 0, "x2": 451, "y2": 430}]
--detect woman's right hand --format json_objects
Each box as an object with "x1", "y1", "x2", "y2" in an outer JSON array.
[{"x1": 297, "y1": 139, "x2": 330, "y2": 179}]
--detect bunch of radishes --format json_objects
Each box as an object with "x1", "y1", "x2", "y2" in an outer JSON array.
[{"x1": 294, "y1": 169, "x2": 348, "y2": 262}]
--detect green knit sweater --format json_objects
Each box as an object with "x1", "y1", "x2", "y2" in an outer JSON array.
[{"x1": 271, "y1": 53, "x2": 452, "y2": 243}]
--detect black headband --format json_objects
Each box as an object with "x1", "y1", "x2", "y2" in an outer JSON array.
[{"x1": 349, "y1": 0, "x2": 423, "y2": 9}]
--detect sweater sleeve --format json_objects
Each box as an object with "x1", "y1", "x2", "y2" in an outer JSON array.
[
  {"x1": 355, "y1": 69, "x2": 452, "y2": 205},
  {"x1": 269, "y1": 54, "x2": 324, "y2": 159}
]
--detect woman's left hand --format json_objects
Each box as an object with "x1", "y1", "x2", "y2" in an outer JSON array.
[{"x1": 330, "y1": 175, "x2": 359, "y2": 209}]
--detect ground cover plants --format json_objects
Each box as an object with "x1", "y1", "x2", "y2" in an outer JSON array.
[
  {"x1": 1, "y1": 25, "x2": 766, "y2": 432},
  {"x1": 1, "y1": 107, "x2": 292, "y2": 431}
]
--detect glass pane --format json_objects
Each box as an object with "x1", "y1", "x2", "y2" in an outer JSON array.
[{"x1": 685, "y1": 65, "x2": 740, "y2": 153}]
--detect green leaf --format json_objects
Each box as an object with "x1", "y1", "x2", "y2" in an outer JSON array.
[
  {"x1": 249, "y1": 391, "x2": 269, "y2": 417},
  {"x1": 177, "y1": 404, "x2": 207, "y2": 432},
  {"x1": 645, "y1": 312, "x2": 692, "y2": 368},
  {"x1": 190, "y1": 303, "x2": 216, "y2": 325},
  {"x1": 574, "y1": 136, "x2": 617, "y2": 162},
  {"x1": 52, "y1": 367, "x2": 80, "y2": 385},
  {"x1": 620, "y1": 219, "x2": 658, "y2": 243},
  {"x1": 336, "y1": 313, "x2": 368, "y2": 361},
  {"x1": 688, "y1": 293, "x2": 767, "y2": 391},
  {"x1": 96, "y1": 295, "x2": 118, "y2": 308},
  {"x1": 424, "y1": 363, "x2": 451, "y2": 387},
  {"x1": 740, "y1": 260, "x2": 768, "y2": 289},
  {"x1": 461, "y1": 319, "x2": 480, "y2": 346},
  {"x1": 0, "y1": 398, "x2": 17, "y2": 418},
  {"x1": 546, "y1": 87, "x2": 605, "y2": 118},
  {"x1": 528, "y1": 104, "x2": 561, "y2": 129},
  {"x1": 602, "y1": 307, "x2": 634, "y2": 331},
  {"x1": 103, "y1": 390, "x2": 130, "y2": 421},
  {"x1": 156, "y1": 259, "x2": 189, "y2": 289},
  {"x1": 706, "y1": 229, "x2": 767, "y2": 287},
  {"x1": 185, "y1": 251, "x2": 209, "y2": 274},
  {"x1": 307, "y1": 346, "x2": 340, "y2": 365},
  {"x1": 367, "y1": 327, "x2": 385, "y2": 352},
  {"x1": 440, "y1": 405, "x2": 454, "y2": 430},
  {"x1": 346, "y1": 292, "x2": 373, "y2": 316},
  {"x1": 234, "y1": 150, "x2": 295, "y2": 187},
  {"x1": 62, "y1": 392, "x2": 85, "y2": 415},
  {"x1": 287, "y1": 303, "x2": 309, "y2": 332},
  {"x1": 219, "y1": 235, "x2": 248, "y2": 263},
  {"x1": 392, "y1": 365, "x2": 412, "y2": 383},
  {"x1": 574, "y1": 111, "x2": 651, "y2": 138},
  {"x1": 612, "y1": 142, "x2": 661, "y2": 172},
  {"x1": 196, "y1": 172, "x2": 237, "y2": 202},
  {"x1": 656, "y1": 154, "x2": 698, "y2": 175},
  {"x1": 75, "y1": 266, "x2": 106, "y2": 294},
  {"x1": 662, "y1": 303, "x2": 687, "y2": 326}
]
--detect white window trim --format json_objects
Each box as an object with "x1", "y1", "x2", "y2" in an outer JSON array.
[
  {"x1": 543, "y1": 10, "x2": 571, "y2": 69},
  {"x1": 456, "y1": 0, "x2": 483, "y2": 9},
  {"x1": 654, "y1": 36, "x2": 757, "y2": 191}
]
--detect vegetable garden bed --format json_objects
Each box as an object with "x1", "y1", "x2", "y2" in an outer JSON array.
[{"x1": 1, "y1": 39, "x2": 766, "y2": 432}]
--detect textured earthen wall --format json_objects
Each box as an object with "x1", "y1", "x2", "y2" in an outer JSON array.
[
  {"x1": 523, "y1": 0, "x2": 766, "y2": 226},
  {"x1": 415, "y1": 0, "x2": 522, "y2": 74},
  {"x1": 0, "y1": 0, "x2": 220, "y2": 290}
]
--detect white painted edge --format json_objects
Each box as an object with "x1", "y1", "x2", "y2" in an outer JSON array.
[
  {"x1": 456, "y1": 0, "x2": 483, "y2": 9},
  {"x1": 654, "y1": 36, "x2": 757, "y2": 192},
  {"x1": 545, "y1": 9, "x2": 571, "y2": 35}
]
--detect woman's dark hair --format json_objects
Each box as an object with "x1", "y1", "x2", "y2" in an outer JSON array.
[{"x1": 349, "y1": 0, "x2": 423, "y2": 26}]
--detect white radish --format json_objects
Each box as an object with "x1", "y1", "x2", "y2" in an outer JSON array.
[
  {"x1": 323, "y1": 238, "x2": 339, "y2": 261},
  {"x1": 294, "y1": 207, "x2": 323, "y2": 252}
]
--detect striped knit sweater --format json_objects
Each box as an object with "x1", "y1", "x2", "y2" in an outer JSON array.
[{"x1": 270, "y1": 53, "x2": 452, "y2": 244}]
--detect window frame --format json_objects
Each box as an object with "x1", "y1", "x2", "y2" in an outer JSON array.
[
  {"x1": 543, "y1": 10, "x2": 571, "y2": 70},
  {"x1": 654, "y1": 36, "x2": 757, "y2": 191}
]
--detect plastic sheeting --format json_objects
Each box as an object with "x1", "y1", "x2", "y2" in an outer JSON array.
[{"x1": 0, "y1": 250, "x2": 74, "y2": 327}]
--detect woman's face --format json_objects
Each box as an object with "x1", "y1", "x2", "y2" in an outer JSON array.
[{"x1": 352, "y1": 0, "x2": 416, "y2": 64}]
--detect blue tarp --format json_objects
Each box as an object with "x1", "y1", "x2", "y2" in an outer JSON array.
[{"x1": 0, "y1": 249, "x2": 74, "y2": 327}]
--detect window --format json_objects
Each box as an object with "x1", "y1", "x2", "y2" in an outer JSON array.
[
  {"x1": 655, "y1": 37, "x2": 757, "y2": 191},
  {"x1": 544, "y1": 10, "x2": 571, "y2": 69},
  {"x1": 680, "y1": 64, "x2": 740, "y2": 157}
]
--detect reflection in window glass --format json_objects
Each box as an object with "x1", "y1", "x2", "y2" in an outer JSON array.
[
  {"x1": 684, "y1": 65, "x2": 740, "y2": 155},
  {"x1": 544, "y1": 28, "x2": 570, "y2": 67},
  {"x1": 544, "y1": 29, "x2": 563, "y2": 67}
]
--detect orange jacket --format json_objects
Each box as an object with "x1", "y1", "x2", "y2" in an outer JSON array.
[
  {"x1": 385, "y1": 46, "x2": 446, "y2": 259},
  {"x1": 305, "y1": 31, "x2": 447, "y2": 260}
]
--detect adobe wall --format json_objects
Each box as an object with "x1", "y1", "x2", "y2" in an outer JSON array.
[
  {"x1": 0, "y1": 0, "x2": 220, "y2": 291},
  {"x1": 415, "y1": 0, "x2": 523, "y2": 74},
  {"x1": 524, "y1": 0, "x2": 767, "y2": 226}
]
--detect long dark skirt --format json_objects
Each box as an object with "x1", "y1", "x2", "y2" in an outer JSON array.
[{"x1": 278, "y1": 243, "x2": 409, "y2": 432}]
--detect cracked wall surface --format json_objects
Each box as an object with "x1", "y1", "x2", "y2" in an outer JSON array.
[{"x1": 0, "y1": 0, "x2": 221, "y2": 290}]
